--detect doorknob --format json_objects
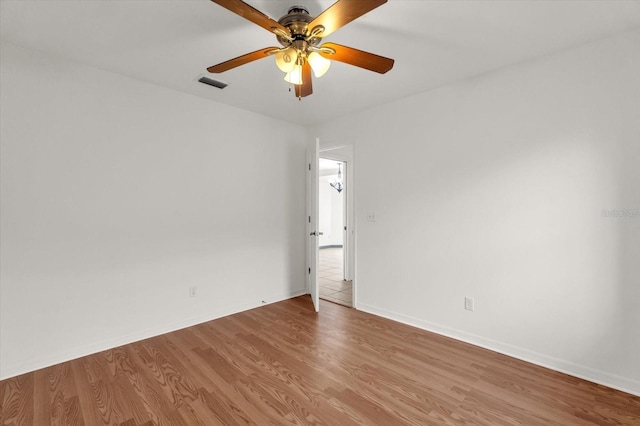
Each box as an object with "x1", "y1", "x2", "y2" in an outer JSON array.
[{"x1": 310, "y1": 231, "x2": 324, "y2": 236}]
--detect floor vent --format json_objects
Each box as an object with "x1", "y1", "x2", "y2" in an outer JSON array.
[{"x1": 198, "y1": 76, "x2": 228, "y2": 89}]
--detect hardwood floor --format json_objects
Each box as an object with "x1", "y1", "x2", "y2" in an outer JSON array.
[{"x1": 2, "y1": 296, "x2": 639, "y2": 425}]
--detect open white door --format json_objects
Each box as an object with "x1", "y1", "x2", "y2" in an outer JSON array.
[{"x1": 306, "y1": 138, "x2": 320, "y2": 312}]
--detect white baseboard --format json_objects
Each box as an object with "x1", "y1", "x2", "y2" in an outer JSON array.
[
  {"x1": 1, "y1": 288, "x2": 307, "y2": 381},
  {"x1": 357, "y1": 303, "x2": 640, "y2": 397}
]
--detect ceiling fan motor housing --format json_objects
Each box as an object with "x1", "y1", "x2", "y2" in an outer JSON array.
[{"x1": 276, "y1": 6, "x2": 322, "y2": 48}]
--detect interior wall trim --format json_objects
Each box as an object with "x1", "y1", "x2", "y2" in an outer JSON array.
[
  {"x1": 357, "y1": 303, "x2": 640, "y2": 397},
  {"x1": 0, "y1": 288, "x2": 307, "y2": 381}
]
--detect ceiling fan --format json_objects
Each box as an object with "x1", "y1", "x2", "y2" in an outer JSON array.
[{"x1": 207, "y1": 0, "x2": 395, "y2": 99}]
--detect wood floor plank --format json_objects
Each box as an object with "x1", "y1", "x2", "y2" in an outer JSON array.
[
  {"x1": 1, "y1": 296, "x2": 639, "y2": 425},
  {"x1": 70, "y1": 358, "x2": 109, "y2": 426},
  {"x1": 0, "y1": 374, "x2": 34, "y2": 426},
  {"x1": 32, "y1": 369, "x2": 51, "y2": 425}
]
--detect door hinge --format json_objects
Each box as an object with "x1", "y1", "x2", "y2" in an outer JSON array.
[
  {"x1": 308, "y1": 163, "x2": 311, "y2": 171},
  {"x1": 344, "y1": 226, "x2": 347, "y2": 230},
  {"x1": 308, "y1": 267, "x2": 311, "y2": 274},
  {"x1": 309, "y1": 216, "x2": 311, "y2": 223}
]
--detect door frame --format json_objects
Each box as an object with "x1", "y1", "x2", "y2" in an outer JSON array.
[
  {"x1": 318, "y1": 145, "x2": 356, "y2": 307},
  {"x1": 306, "y1": 138, "x2": 320, "y2": 312}
]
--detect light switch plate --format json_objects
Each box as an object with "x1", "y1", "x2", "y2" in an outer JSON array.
[{"x1": 465, "y1": 297, "x2": 474, "y2": 311}]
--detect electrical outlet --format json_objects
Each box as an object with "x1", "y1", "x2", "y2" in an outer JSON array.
[
  {"x1": 464, "y1": 297, "x2": 474, "y2": 311},
  {"x1": 189, "y1": 286, "x2": 197, "y2": 297}
]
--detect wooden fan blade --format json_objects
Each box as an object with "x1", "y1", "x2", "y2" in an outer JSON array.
[
  {"x1": 295, "y1": 62, "x2": 313, "y2": 98},
  {"x1": 210, "y1": 0, "x2": 288, "y2": 34},
  {"x1": 308, "y1": 0, "x2": 387, "y2": 38},
  {"x1": 207, "y1": 47, "x2": 279, "y2": 73},
  {"x1": 319, "y1": 42, "x2": 394, "y2": 74}
]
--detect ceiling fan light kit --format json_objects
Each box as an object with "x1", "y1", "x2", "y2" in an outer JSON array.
[
  {"x1": 284, "y1": 65, "x2": 304, "y2": 85},
  {"x1": 308, "y1": 52, "x2": 331, "y2": 78},
  {"x1": 275, "y1": 47, "x2": 298, "y2": 73},
  {"x1": 207, "y1": 0, "x2": 394, "y2": 99}
]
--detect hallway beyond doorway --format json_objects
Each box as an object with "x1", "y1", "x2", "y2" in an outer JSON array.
[{"x1": 319, "y1": 247, "x2": 352, "y2": 307}]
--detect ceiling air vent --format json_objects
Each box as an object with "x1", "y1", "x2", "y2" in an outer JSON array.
[{"x1": 198, "y1": 76, "x2": 228, "y2": 89}]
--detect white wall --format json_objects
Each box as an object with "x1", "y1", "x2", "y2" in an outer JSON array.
[
  {"x1": 310, "y1": 30, "x2": 640, "y2": 395},
  {"x1": 319, "y1": 174, "x2": 344, "y2": 247},
  {"x1": 0, "y1": 43, "x2": 307, "y2": 379}
]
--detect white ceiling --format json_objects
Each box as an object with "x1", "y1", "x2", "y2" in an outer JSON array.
[{"x1": 2, "y1": 0, "x2": 640, "y2": 126}]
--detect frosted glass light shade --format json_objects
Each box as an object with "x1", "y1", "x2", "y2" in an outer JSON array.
[
  {"x1": 284, "y1": 65, "x2": 303, "y2": 85},
  {"x1": 308, "y1": 52, "x2": 331, "y2": 78},
  {"x1": 275, "y1": 47, "x2": 297, "y2": 73}
]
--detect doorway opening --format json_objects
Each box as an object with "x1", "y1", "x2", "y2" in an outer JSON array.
[{"x1": 318, "y1": 158, "x2": 352, "y2": 307}]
